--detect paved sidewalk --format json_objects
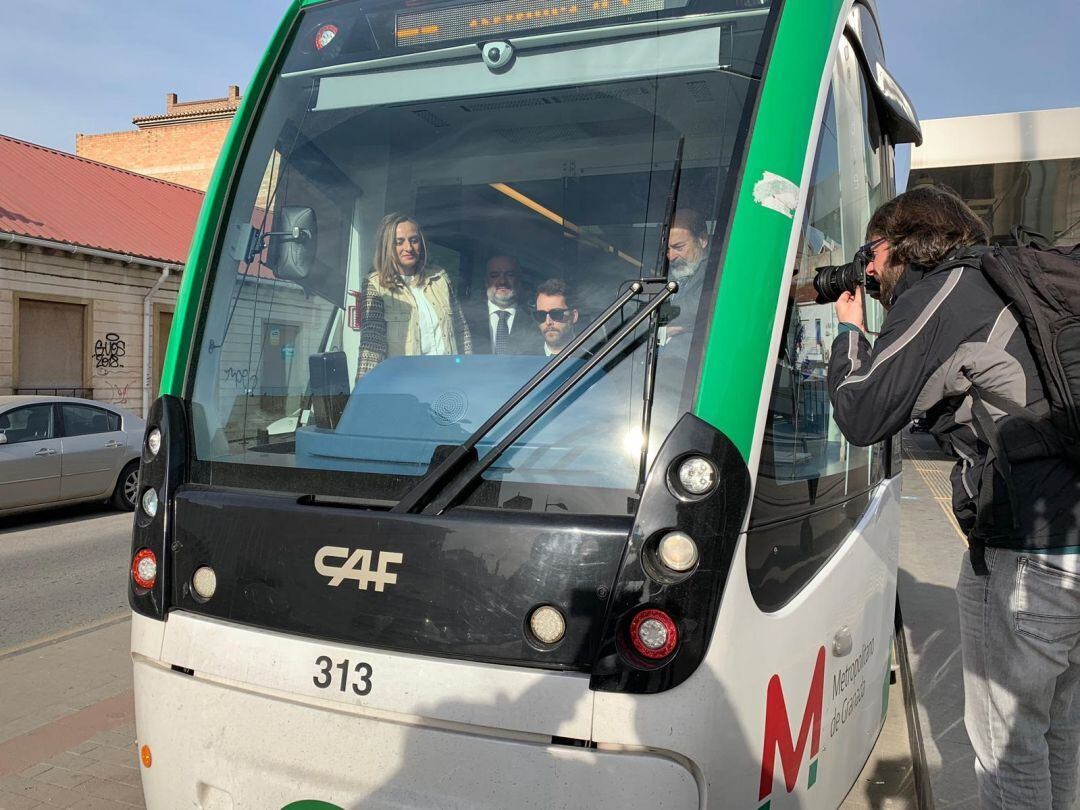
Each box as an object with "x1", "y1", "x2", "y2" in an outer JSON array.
[
  {"x1": 0, "y1": 620, "x2": 145, "y2": 809},
  {"x1": 841, "y1": 658, "x2": 918, "y2": 809},
  {"x1": 896, "y1": 432, "x2": 979, "y2": 809}
]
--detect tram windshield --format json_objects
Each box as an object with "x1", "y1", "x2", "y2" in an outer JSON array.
[{"x1": 188, "y1": 0, "x2": 774, "y2": 515}]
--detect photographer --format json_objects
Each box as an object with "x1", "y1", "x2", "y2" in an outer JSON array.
[{"x1": 825, "y1": 185, "x2": 1080, "y2": 809}]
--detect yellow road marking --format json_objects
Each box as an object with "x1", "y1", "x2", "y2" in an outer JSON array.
[{"x1": 904, "y1": 449, "x2": 968, "y2": 545}]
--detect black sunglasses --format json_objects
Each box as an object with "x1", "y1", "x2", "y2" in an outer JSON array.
[
  {"x1": 533, "y1": 308, "x2": 571, "y2": 323},
  {"x1": 855, "y1": 237, "x2": 887, "y2": 261}
]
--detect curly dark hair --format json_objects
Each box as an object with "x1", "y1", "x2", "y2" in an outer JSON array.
[
  {"x1": 536, "y1": 277, "x2": 575, "y2": 308},
  {"x1": 867, "y1": 185, "x2": 990, "y2": 269}
]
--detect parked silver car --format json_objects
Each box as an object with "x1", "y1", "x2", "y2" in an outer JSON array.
[{"x1": 0, "y1": 396, "x2": 144, "y2": 516}]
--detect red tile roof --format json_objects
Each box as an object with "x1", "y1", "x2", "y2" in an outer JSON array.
[
  {"x1": 132, "y1": 105, "x2": 238, "y2": 125},
  {"x1": 0, "y1": 134, "x2": 204, "y2": 265}
]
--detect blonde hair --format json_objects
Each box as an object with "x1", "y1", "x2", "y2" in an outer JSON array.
[{"x1": 372, "y1": 212, "x2": 428, "y2": 288}]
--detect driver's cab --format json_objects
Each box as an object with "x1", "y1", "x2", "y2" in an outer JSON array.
[{"x1": 190, "y1": 5, "x2": 766, "y2": 513}]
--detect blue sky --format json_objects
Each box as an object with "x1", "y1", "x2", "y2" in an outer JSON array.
[{"x1": 2, "y1": 0, "x2": 1077, "y2": 183}]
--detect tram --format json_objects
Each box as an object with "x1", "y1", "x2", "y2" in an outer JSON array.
[{"x1": 129, "y1": 0, "x2": 921, "y2": 806}]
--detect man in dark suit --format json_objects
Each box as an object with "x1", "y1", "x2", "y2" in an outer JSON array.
[{"x1": 466, "y1": 254, "x2": 542, "y2": 355}]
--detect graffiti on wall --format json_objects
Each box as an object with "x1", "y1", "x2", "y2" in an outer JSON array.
[
  {"x1": 103, "y1": 381, "x2": 133, "y2": 405},
  {"x1": 223, "y1": 367, "x2": 259, "y2": 389},
  {"x1": 93, "y1": 332, "x2": 126, "y2": 372}
]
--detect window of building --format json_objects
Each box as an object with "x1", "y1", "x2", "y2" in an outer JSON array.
[{"x1": 17, "y1": 299, "x2": 86, "y2": 396}]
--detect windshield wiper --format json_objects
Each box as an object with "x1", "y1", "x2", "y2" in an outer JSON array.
[
  {"x1": 392, "y1": 277, "x2": 677, "y2": 515},
  {"x1": 392, "y1": 138, "x2": 685, "y2": 516},
  {"x1": 635, "y1": 136, "x2": 683, "y2": 494}
]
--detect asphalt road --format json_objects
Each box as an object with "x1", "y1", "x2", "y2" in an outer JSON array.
[{"x1": 0, "y1": 503, "x2": 133, "y2": 653}]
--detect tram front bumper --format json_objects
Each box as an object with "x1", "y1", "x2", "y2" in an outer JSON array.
[{"x1": 132, "y1": 637, "x2": 699, "y2": 809}]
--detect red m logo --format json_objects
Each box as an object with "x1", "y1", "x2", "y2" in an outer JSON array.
[{"x1": 758, "y1": 645, "x2": 826, "y2": 804}]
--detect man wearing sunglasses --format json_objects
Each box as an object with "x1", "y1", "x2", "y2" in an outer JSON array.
[{"x1": 533, "y1": 279, "x2": 579, "y2": 356}]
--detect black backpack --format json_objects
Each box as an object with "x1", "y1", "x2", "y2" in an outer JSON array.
[{"x1": 946, "y1": 227, "x2": 1080, "y2": 470}]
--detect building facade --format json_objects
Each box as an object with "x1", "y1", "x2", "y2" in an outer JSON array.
[
  {"x1": 909, "y1": 107, "x2": 1080, "y2": 247},
  {"x1": 0, "y1": 135, "x2": 203, "y2": 416},
  {"x1": 76, "y1": 87, "x2": 241, "y2": 191}
]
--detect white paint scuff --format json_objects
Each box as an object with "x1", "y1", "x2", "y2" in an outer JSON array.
[{"x1": 752, "y1": 171, "x2": 800, "y2": 219}]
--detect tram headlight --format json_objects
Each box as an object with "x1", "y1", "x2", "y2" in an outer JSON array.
[
  {"x1": 673, "y1": 455, "x2": 717, "y2": 498},
  {"x1": 528, "y1": 605, "x2": 566, "y2": 646},
  {"x1": 130, "y1": 395, "x2": 188, "y2": 621},
  {"x1": 141, "y1": 487, "x2": 159, "y2": 518},
  {"x1": 192, "y1": 566, "x2": 218, "y2": 601},
  {"x1": 146, "y1": 427, "x2": 162, "y2": 458},
  {"x1": 657, "y1": 531, "x2": 699, "y2": 573}
]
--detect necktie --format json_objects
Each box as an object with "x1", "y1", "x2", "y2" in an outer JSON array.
[{"x1": 494, "y1": 310, "x2": 511, "y2": 355}]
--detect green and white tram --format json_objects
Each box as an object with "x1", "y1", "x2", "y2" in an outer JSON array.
[{"x1": 129, "y1": 0, "x2": 921, "y2": 806}]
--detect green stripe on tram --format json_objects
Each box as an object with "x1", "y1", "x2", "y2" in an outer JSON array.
[{"x1": 693, "y1": 0, "x2": 844, "y2": 461}]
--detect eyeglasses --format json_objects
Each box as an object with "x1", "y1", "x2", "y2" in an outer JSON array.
[
  {"x1": 533, "y1": 308, "x2": 571, "y2": 323},
  {"x1": 856, "y1": 237, "x2": 887, "y2": 260}
]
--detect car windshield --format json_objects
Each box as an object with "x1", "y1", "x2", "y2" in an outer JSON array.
[{"x1": 188, "y1": 0, "x2": 772, "y2": 515}]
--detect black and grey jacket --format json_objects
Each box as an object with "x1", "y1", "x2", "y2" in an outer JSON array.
[{"x1": 827, "y1": 260, "x2": 1080, "y2": 551}]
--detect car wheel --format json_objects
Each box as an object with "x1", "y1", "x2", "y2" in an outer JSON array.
[{"x1": 112, "y1": 461, "x2": 140, "y2": 511}]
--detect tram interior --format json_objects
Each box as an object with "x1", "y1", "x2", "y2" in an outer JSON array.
[{"x1": 199, "y1": 56, "x2": 754, "y2": 507}]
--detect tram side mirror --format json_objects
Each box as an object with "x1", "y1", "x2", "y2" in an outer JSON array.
[{"x1": 265, "y1": 206, "x2": 317, "y2": 281}]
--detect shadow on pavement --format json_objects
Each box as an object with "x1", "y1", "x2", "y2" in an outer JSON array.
[{"x1": 0, "y1": 502, "x2": 125, "y2": 533}]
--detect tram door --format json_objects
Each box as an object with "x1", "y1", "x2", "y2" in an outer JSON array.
[{"x1": 739, "y1": 33, "x2": 900, "y2": 807}]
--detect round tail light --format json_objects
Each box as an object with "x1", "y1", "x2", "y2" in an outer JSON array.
[
  {"x1": 132, "y1": 548, "x2": 158, "y2": 590},
  {"x1": 629, "y1": 608, "x2": 678, "y2": 660}
]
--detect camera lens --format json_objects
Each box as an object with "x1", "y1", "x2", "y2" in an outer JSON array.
[{"x1": 813, "y1": 262, "x2": 862, "y2": 304}]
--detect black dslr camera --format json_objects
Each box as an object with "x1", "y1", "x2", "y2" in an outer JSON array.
[{"x1": 812, "y1": 241, "x2": 882, "y2": 304}]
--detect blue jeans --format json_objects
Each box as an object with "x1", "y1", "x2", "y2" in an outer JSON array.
[{"x1": 957, "y1": 547, "x2": 1080, "y2": 809}]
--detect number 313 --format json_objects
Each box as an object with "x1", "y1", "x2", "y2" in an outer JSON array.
[{"x1": 313, "y1": 655, "x2": 373, "y2": 696}]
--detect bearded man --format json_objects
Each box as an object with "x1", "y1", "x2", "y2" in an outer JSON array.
[{"x1": 827, "y1": 184, "x2": 1080, "y2": 810}]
